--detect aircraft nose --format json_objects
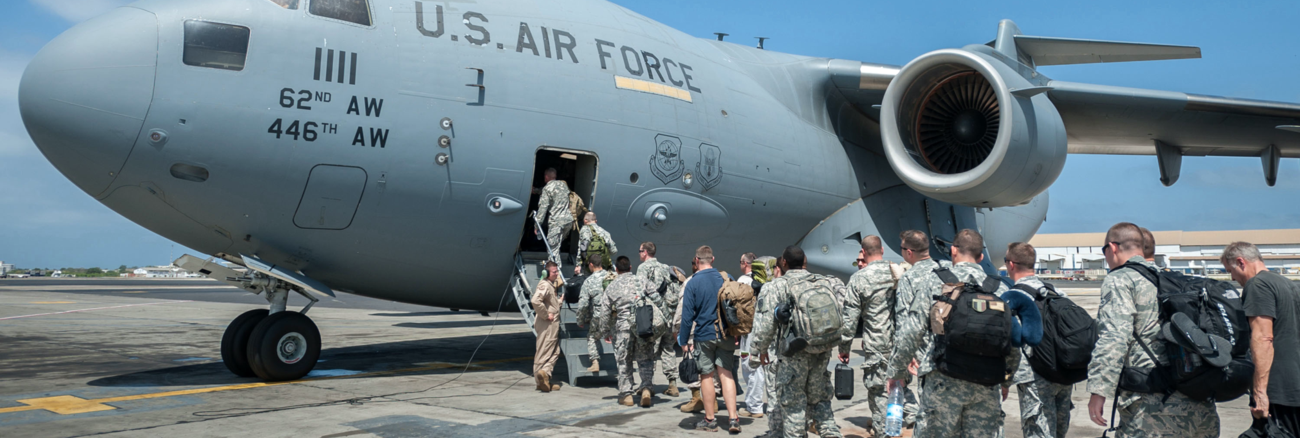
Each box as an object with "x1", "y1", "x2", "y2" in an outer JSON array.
[{"x1": 19, "y1": 7, "x2": 158, "y2": 197}]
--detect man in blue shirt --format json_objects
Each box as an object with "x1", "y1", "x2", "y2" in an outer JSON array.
[{"x1": 679, "y1": 245, "x2": 740, "y2": 433}]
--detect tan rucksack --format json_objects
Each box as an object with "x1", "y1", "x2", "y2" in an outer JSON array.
[
  {"x1": 568, "y1": 191, "x2": 586, "y2": 231},
  {"x1": 716, "y1": 278, "x2": 755, "y2": 338}
]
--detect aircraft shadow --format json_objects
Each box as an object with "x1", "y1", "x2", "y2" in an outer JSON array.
[
  {"x1": 86, "y1": 332, "x2": 537, "y2": 388},
  {"x1": 368, "y1": 311, "x2": 460, "y2": 317},
  {"x1": 393, "y1": 320, "x2": 523, "y2": 329}
]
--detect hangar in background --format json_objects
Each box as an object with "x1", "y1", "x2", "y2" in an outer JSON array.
[{"x1": 1029, "y1": 229, "x2": 1300, "y2": 275}]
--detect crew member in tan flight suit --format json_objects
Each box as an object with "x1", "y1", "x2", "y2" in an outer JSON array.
[{"x1": 532, "y1": 261, "x2": 563, "y2": 392}]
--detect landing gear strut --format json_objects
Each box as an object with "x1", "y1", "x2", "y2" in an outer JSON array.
[
  {"x1": 176, "y1": 254, "x2": 333, "y2": 382},
  {"x1": 219, "y1": 273, "x2": 323, "y2": 381}
]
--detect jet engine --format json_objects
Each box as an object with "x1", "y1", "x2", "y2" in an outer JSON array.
[{"x1": 880, "y1": 46, "x2": 1066, "y2": 208}]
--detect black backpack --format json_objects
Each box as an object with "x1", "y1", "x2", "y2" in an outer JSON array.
[
  {"x1": 1122, "y1": 262, "x2": 1254, "y2": 402},
  {"x1": 932, "y1": 268, "x2": 1014, "y2": 386},
  {"x1": 1016, "y1": 283, "x2": 1097, "y2": 385}
]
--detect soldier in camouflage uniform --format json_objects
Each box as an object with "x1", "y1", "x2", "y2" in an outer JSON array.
[
  {"x1": 636, "y1": 241, "x2": 681, "y2": 397},
  {"x1": 595, "y1": 256, "x2": 659, "y2": 407},
  {"x1": 576, "y1": 212, "x2": 617, "y2": 275},
  {"x1": 839, "y1": 235, "x2": 917, "y2": 437},
  {"x1": 576, "y1": 254, "x2": 615, "y2": 373},
  {"x1": 1004, "y1": 242, "x2": 1073, "y2": 438},
  {"x1": 752, "y1": 246, "x2": 845, "y2": 438},
  {"x1": 534, "y1": 168, "x2": 573, "y2": 265},
  {"x1": 750, "y1": 258, "x2": 785, "y2": 436},
  {"x1": 1086, "y1": 223, "x2": 1219, "y2": 437},
  {"x1": 887, "y1": 229, "x2": 1020, "y2": 438}
]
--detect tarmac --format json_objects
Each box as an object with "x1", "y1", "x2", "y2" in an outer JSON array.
[{"x1": 0, "y1": 278, "x2": 1252, "y2": 437}]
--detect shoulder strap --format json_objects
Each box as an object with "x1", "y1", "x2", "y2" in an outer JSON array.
[
  {"x1": 1116, "y1": 261, "x2": 1159, "y2": 288},
  {"x1": 980, "y1": 276, "x2": 1003, "y2": 294},
  {"x1": 932, "y1": 267, "x2": 959, "y2": 284},
  {"x1": 1012, "y1": 283, "x2": 1040, "y2": 298}
]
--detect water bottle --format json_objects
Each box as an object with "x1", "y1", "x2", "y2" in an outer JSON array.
[{"x1": 884, "y1": 380, "x2": 904, "y2": 437}]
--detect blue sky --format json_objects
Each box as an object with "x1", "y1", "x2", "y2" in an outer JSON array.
[{"x1": 1, "y1": 0, "x2": 1298, "y2": 268}]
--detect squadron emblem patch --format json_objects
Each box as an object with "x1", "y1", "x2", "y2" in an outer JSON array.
[
  {"x1": 650, "y1": 134, "x2": 684, "y2": 184},
  {"x1": 696, "y1": 143, "x2": 723, "y2": 190}
]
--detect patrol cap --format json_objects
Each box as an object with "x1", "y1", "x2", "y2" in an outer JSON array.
[{"x1": 1161, "y1": 312, "x2": 1232, "y2": 368}]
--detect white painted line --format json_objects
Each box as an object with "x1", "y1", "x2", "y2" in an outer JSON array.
[{"x1": 0, "y1": 301, "x2": 192, "y2": 321}]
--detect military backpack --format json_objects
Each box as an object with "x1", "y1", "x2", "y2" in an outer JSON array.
[
  {"x1": 1019, "y1": 283, "x2": 1097, "y2": 385},
  {"x1": 1119, "y1": 263, "x2": 1253, "y2": 402},
  {"x1": 716, "y1": 279, "x2": 756, "y2": 338},
  {"x1": 567, "y1": 191, "x2": 586, "y2": 232},
  {"x1": 585, "y1": 230, "x2": 612, "y2": 270},
  {"x1": 781, "y1": 274, "x2": 844, "y2": 356},
  {"x1": 930, "y1": 268, "x2": 1013, "y2": 385}
]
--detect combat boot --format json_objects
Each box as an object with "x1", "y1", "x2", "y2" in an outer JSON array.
[
  {"x1": 586, "y1": 361, "x2": 600, "y2": 373},
  {"x1": 618, "y1": 394, "x2": 635, "y2": 406},
  {"x1": 640, "y1": 388, "x2": 653, "y2": 407},
  {"x1": 679, "y1": 388, "x2": 704, "y2": 413},
  {"x1": 535, "y1": 372, "x2": 547, "y2": 392},
  {"x1": 663, "y1": 379, "x2": 679, "y2": 397},
  {"x1": 540, "y1": 372, "x2": 554, "y2": 393}
]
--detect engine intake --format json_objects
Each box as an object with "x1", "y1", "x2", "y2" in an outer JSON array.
[{"x1": 881, "y1": 47, "x2": 1067, "y2": 207}]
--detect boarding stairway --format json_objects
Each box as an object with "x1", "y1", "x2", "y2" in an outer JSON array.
[{"x1": 509, "y1": 251, "x2": 617, "y2": 386}]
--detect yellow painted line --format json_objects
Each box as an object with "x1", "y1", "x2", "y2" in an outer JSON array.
[
  {"x1": 31, "y1": 301, "x2": 76, "y2": 304},
  {"x1": 614, "y1": 76, "x2": 693, "y2": 102},
  {"x1": 0, "y1": 356, "x2": 531, "y2": 415}
]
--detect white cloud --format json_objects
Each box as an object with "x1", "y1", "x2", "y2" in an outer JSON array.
[{"x1": 30, "y1": 0, "x2": 131, "y2": 23}]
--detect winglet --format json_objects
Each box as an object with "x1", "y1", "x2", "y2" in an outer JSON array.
[{"x1": 993, "y1": 19, "x2": 1201, "y2": 67}]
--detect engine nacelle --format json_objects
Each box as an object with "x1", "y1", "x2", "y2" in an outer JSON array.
[{"x1": 881, "y1": 46, "x2": 1066, "y2": 208}]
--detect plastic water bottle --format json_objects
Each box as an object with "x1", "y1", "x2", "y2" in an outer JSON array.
[{"x1": 884, "y1": 380, "x2": 904, "y2": 437}]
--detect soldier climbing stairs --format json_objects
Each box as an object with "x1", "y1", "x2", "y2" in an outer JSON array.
[{"x1": 509, "y1": 251, "x2": 617, "y2": 386}]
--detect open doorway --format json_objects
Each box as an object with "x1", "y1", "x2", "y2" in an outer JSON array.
[{"x1": 519, "y1": 147, "x2": 599, "y2": 266}]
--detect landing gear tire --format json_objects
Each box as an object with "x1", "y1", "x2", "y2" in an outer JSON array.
[
  {"x1": 247, "y1": 311, "x2": 321, "y2": 381},
  {"x1": 221, "y1": 309, "x2": 270, "y2": 377}
]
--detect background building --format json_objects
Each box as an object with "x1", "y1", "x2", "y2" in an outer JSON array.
[{"x1": 1029, "y1": 228, "x2": 1300, "y2": 275}]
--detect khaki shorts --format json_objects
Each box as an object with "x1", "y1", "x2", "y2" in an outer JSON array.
[{"x1": 695, "y1": 336, "x2": 738, "y2": 376}]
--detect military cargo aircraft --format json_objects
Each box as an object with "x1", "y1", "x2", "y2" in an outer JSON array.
[{"x1": 18, "y1": 0, "x2": 1300, "y2": 381}]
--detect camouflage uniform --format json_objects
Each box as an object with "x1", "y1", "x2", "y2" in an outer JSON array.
[
  {"x1": 1013, "y1": 275, "x2": 1073, "y2": 438},
  {"x1": 887, "y1": 261, "x2": 1019, "y2": 438},
  {"x1": 637, "y1": 257, "x2": 680, "y2": 383},
  {"x1": 595, "y1": 272, "x2": 657, "y2": 397},
  {"x1": 840, "y1": 260, "x2": 917, "y2": 436},
  {"x1": 577, "y1": 269, "x2": 615, "y2": 363},
  {"x1": 751, "y1": 275, "x2": 784, "y2": 436},
  {"x1": 535, "y1": 179, "x2": 573, "y2": 265},
  {"x1": 752, "y1": 269, "x2": 846, "y2": 438},
  {"x1": 576, "y1": 223, "x2": 617, "y2": 271},
  {"x1": 1087, "y1": 256, "x2": 1219, "y2": 438}
]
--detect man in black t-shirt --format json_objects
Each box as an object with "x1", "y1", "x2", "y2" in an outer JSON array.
[{"x1": 1223, "y1": 241, "x2": 1300, "y2": 435}]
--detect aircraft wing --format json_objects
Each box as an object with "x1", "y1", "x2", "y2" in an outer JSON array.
[{"x1": 1047, "y1": 81, "x2": 1300, "y2": 185}]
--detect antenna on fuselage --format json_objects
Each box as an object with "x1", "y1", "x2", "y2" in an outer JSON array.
[
  {"x1": 714, "y1": 33, "x2": 728, "y2": 41},
  {"x1": 755, "y1": 37, "x2": 769, "y2": 49}
]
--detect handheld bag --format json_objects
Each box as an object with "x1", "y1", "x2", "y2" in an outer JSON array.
[
  {"x1": 835, "y1": 363, "x2": 855, "y2": 400},
  {"x1": 635, "y1": 293, "x2": 668, "y2": 340},
  {"x1": 931, "y1": 268, "x2": 1013, "y2": 385}
]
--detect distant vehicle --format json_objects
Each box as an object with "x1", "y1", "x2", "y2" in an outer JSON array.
[{"x1": 6, "y1": 273, "x2": 30, "y2": 278}]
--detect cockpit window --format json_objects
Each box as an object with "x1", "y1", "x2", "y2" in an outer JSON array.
[
  {"x1": 183, "y1": 21, "x2": 250, "y2": 71},
  {"x1": 309, "y1": 0, "x2": 371, "y2": 26},
  {"x1": 267, "y1": 0, "x2": 299, "y2": 9}
]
